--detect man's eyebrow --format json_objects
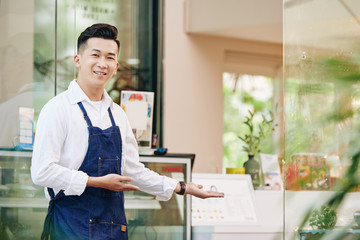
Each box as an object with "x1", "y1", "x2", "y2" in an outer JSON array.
[{"x1": 91, "y1": 49, "x2": 116, "y2": 56}]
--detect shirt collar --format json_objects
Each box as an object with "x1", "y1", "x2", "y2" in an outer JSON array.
[{"x1": 68, "y1": 79, "x2": 113, "y2": 109}]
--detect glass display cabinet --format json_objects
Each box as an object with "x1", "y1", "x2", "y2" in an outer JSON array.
[
  {"x1": 125, "y1": 155, "x2": 192, "y2": 240},
  {"x1": 0, "y1": 151, "x2": 48, "y2": 239},
  {"x1": 0, "y1": 152, "x2": 191, "y2": 239}
]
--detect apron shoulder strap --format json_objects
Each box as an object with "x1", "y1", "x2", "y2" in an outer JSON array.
[
  {"x1": 77, "y1": 102, "x2": 93, "y2": 127},
  {"x1": 108, "y1": 107, "x2": 116, "y2": 127}
]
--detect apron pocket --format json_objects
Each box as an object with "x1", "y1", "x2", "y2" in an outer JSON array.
[
  {"x1": 98, "y1": 156, "x2": 122, "y2": 197},
  {"x1": 89, "y1": 219, "x2": 127, "y2": 240},
  {"x1": 98, "y1": 156, "x2": 120, "y2": 176}
]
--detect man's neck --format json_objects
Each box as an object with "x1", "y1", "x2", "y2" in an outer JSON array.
[{"x1": 76, "y1": 79, "x2": 104, "y2": 101}]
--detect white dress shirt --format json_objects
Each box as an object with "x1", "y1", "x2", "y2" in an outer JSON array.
[{"x1": 31, "y1": 80, "x2": 177, "y2": 201}]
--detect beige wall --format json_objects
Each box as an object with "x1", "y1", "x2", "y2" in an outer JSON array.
[{"x1": 163, "y1": 0, "x2": 283, "y2": 173}]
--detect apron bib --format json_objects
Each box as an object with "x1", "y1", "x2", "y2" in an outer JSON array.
[{"x1": 41, "y1": 102, "x2": 127, "y2": 240}]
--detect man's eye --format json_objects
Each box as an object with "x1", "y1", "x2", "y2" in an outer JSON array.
[
  {"x1": 92, "y1": 54, "x2": 98, "y2": 57},
  {"x1": 108, "y1": 57, "x2": 115, "y2": 60}
]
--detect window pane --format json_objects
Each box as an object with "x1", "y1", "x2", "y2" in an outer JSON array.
[{"x1": 223, "y1": 73, "x2": 274, "y2": 170}]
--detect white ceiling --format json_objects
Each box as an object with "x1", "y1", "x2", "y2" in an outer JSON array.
[
  {"x1": 185, "y1": 0, "x2": 360, "y2": 49},
  {"x1": 184, "y1": 0, "x2": 283, "y2": 43}
]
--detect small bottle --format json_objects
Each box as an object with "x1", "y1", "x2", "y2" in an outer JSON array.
[
  {"x1": 326, "y1": 154, "x2": 341, "y2": 190},
  {"x1": 243, "y1": 155, "x2": 260, "y2": 188}
]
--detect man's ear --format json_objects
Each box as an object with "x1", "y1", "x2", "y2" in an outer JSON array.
[
  {"x1": 74, "y1": 55, "x2": 80, "y2": 68},
  {"x1": 113, "y1": 61, "x2": 119, "y2": 75}
]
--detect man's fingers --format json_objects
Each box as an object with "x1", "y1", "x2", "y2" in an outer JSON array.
[
  {"x1": 121, "y1": 183, "x2": 139, "y2": 191},
  {"x1": 115, "y1": 175, "x2": 139, "y2": 191},
  {"x1": 117, "y1": 176, "x2": 135, "y2": 182},
  {"x1": 206, "y1": 191, "x2": 224, "y2": 198}
]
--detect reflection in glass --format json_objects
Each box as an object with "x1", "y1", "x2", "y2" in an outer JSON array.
[
  {"x1": 0, "y1": 0, "x2": 55, "y2": 149},
  {"x1": 284, "y1": 0, "x2": 360, "y2": 239}
]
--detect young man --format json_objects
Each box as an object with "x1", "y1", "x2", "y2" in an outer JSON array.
[{"x1": 31, "y1": 23, "x2": 223, "y2": 239}]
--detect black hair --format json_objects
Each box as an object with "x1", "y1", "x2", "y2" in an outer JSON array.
[{"x1": 77, "y1": 23, "x2": 120, "y2": 53}]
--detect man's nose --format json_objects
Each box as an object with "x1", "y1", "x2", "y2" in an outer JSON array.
[{"x1": 97, "y1": 57, "x2": 106, "y2": 68}]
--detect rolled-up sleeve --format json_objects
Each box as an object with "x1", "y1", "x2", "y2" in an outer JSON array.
[{"x1": 31, "y1": 101, "x2": 88, "y2": 196}]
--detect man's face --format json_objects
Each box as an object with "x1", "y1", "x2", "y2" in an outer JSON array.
[{"x1": 74, "y1": 37, "x2": 119, "y2": 90}]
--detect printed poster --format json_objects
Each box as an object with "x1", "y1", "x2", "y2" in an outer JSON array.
[
  {"x1": 121, "y1": 91, "x2": 154, "y2": 148},
  {"x1": 260, "y1": 153, "x2": 283, "y2": 190}
]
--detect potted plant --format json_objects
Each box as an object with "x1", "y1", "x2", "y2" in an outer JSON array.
[
  {"x1": 238, "y1": 109, "x2": 276, "y2": 187},
  {"x1": 299, "y1": 206, "x2": 337, "y2": 240},
  {"x1": 309, "y1": 205, "x2": 337, "y2": 230},
  {"x1": 238, "y1": 110, "x2": 275, "y2": 156}
]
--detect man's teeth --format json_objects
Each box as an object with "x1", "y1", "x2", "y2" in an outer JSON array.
[{"x1": 94, "y1": 71, "x2": 106, "y2": 75}]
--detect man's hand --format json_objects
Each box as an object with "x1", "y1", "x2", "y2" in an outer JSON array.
[
  {"x1": 87, "y1": 174, "x2": 139, "y2": 191},
  {"x1": 175, "y1": 182, "x2": 224, "y2": 199}
]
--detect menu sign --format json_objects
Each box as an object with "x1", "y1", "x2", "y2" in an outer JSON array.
[{"x1": 191, "y1": 173, "x2": 257, "y2": 226}]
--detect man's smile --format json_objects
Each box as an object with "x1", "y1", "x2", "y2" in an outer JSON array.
[{"x1": 94, "y1": 71, "x2": 107, "y2": 76}]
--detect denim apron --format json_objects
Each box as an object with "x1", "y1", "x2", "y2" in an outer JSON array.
[{"x1": 41, "y1": 102, "x2": 127, "y2": 240}]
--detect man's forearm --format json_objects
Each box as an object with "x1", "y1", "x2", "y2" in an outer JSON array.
[{"x1": 86, "y1": 174, "x2": 139, "y2": 191}]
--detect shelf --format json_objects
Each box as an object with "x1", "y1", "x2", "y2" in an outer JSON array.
[
  {"x1": 124, "y1": 197, "x2": 161, "y2": 209},
  {"x1": 0, "y1": 150, "x2": 32, "y2": 169},
  {"x1": 298, "y1": 229, "x2": 360, "y2": 240},
  {"x1": 0, "y1": 196, "x2": 161, "y2": 209},
  {"x1": 0, "y1": 197, "x2": 48, "y2": 208},
  {"x1": 0, "y1": 150, "x2": 32, "y2": 158}
]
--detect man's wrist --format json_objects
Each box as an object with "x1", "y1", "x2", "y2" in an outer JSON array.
[
  {"x1": 87, "y1": 176, "x2": 102, "y2": 188},
  {"x1": 176, "y1": 181, "x2": 186, "y2": 195}
]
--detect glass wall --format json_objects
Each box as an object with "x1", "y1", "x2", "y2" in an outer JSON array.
[
  {"x1": 1, "y1": 0, "x2": 161, "y2": 129},
  {"x1": 0, "y1": 0, "x2": 163, "y2": 239},
  {"x1": 284, "y1": 0, "x2": 360, "y2": 239}
]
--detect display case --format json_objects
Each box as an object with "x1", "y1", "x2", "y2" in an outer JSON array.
[
  {"x1": 0, "y1": 151, "x2": 192, "y2": 239},
  {"x1": 0, "y1": 151, "x2": 48, "y2": 239},
  {"x1": 126, "y1": 155, "x2": 192, "y2": 240}
]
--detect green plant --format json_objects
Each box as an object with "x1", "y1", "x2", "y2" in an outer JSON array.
[
  {"x1": 238, "y1": 109, "x2": 276, "y2": 156},
  {"x1": 309, "y1": 206, "x2": 337, "y2": 230}
]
